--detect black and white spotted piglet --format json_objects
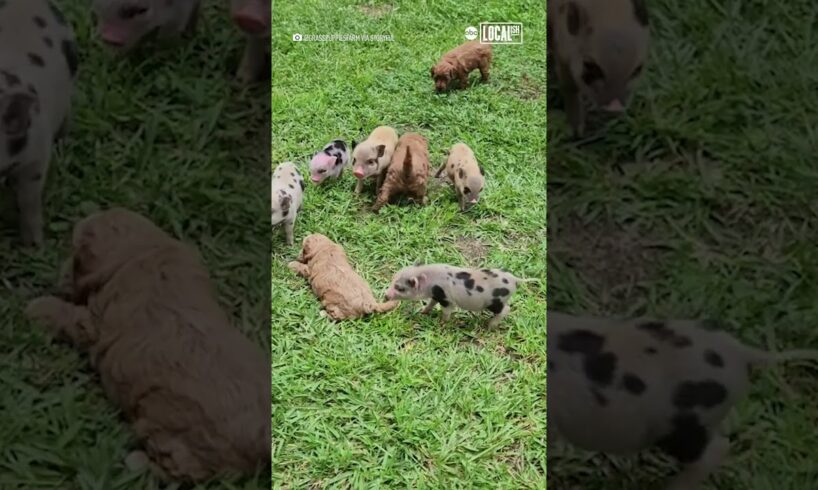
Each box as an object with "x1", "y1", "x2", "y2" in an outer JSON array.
[
  {"x1": 271, "y1": 162, "x2": 304, "y2": 246},
  {"x1": 547, "y1": 311, "x2": 818, "y2": 490},
  {"x1": 309, "y1": 139, "x2": 349, "y2": 184},
  {"x1": 385, "y1": 264, "x2": 537, "y2": 327},
  {"x1": 0, "y1": 0, "x2": 78, "y2": 245}
]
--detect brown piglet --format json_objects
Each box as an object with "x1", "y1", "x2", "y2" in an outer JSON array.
[{"x1": 372, "y1": 132, "x2": 429, "y2": 213}]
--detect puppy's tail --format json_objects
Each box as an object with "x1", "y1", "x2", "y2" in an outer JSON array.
[{"x1": 372, "y1": 300, "x2": 400, "y2": 314}]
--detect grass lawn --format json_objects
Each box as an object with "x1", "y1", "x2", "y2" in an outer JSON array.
[
  {"x1": 548, "y1": 0, "x2": 818, "y2": 488},
  {"x1": 0, "y1": 1, "x2": 269, "y2": 488},
  {"x1": 270, "y1": 0, "x2": 546, "y2": 487}
]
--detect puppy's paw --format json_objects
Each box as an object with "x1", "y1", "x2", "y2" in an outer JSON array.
[
  {"x1": 124, "y1": 450, "x2": 150, "y2": 472},
  {"x1": 25, "y1": 296, "x2": 70, "y2": 332}
]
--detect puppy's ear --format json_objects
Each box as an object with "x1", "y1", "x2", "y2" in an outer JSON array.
[
  {"x1": 2, "y1": 93, "x2": 36, "y2": 137},
  {"x1": 280, "y1": 195, "x2": 292, "y2": 215},
  {"x1": 463, "y1": 186, "x2": 472, "y2": 195},
  {"x1": 351, "y1": 139, "x2": 358, "y2": 150},
  {"x1": 375, "y1": 144, "x2": 386, "y2": 158}
]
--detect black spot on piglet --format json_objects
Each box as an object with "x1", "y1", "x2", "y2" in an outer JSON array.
[
  {"x1": 487, "y1": 298, "x2": 504, "y2": 314},
  {"x1": 431, "y1": 285, "x2": 450, "y2": 307},
  {"x1": 61, "y1": 40, "x2": 79, "y2": 77},
  {"x1": 657, "y1": 413, "x2": 709, "y2": 463},
  {"x1": 704, "y1": 350, "x2": 724, "y2": 368},
  {"x1": 622, "y1": 373, "x2": 646, "y2": 395},
  {"x1": 673, "y1": 380, "x2": 727, "y2": 409},
  {"x1": 492, "y1": 288, "x2": 509, "y2": 297}
]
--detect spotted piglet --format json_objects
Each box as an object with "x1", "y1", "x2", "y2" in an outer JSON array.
[
  {"x1": 309, "y1": 140, "x2": 349, "y2": 184},
  {"x1": 271, "y1": 162, "x2": 304, "y2": 246},
  {"x1": 0, "y1": 0, "x2": 78, "y2": 246},
  {"x1": 385, "y1": 264, "x2": 536, "y2": 327},
  {"x1": 230, "y1": 0, "x2": 270, "y2": 83},
  {"x1": 93, "y1": 0, "x2": 201, "y2": 50},
  {"x1": 435, "y1": 143, "x2": 485, "y2": 211},
  {"x1": 548, "y1": 311, "x2": 818, "y2": 489}
]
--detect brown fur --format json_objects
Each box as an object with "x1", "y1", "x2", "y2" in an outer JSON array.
[
  {"x1": 430, "y1": 40, "x2": 492, "y2": 92},
  {"x1": 288, "y1": 234, "x2": 399, "y2": 320},
  {"x1": 24, "y1": 208, "x2": 270, "y2": 483},
  {"x1": 372, "y1": 132, "x2": 430, "y2": 213}
]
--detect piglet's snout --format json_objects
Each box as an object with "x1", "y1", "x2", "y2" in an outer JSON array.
[
  {"x1": 99, "y1": 24, "x2": 126, "y2": 46},
  {"x1": 353, "y1": 167, "x2": 365, "y2": 179},
  {"x1": 310, "y1": 174, "x2": 322, "y2": 183},
  {"x1": 384, "y1": 288, "x2": 395, "y2": 300}
]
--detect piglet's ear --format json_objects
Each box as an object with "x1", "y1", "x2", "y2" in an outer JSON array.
[
  {"x1": 351, "y1": 140, "x2": 358, "y2": 150},
  {"x1": 2, "y1": 93, "x2": 36, "y2": 137},
  {"x1": 375, "y1": 144, "x2": 386, "y2": 158}
]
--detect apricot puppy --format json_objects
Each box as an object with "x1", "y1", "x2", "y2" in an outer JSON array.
[
  {"x1": 430, "y1": 40, "x2": 492, "y2": 92},
  {"x1": 372, "y1": 132, "x2": 429, "y2": 212},
  {"x1": 288, "y1": 234, "x2": 399, "y2": 320},
  {"x1": 25, "y1": 208, "x2": 270, "y2": 483}
]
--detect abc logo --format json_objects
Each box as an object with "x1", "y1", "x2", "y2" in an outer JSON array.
[
  {"x1": 464, "y1": 26, "x2": 478, "y2": 40},
  {"x1": 292, "y1": 33, "x2": 302, "y2": 42}
]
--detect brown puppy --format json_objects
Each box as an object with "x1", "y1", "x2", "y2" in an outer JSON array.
[
  {"x1": 430, "y1": 40, "x2": 492, "y2": 92},
  {"x1": 288, "y1": 234, "x2": 399, "y2": 320},
  {"x1": 25, "y1": 208, "x2": 270, "y2": 483},
  {"x1": 372, "y1": 132, "x2": 430, "y2": 213}
]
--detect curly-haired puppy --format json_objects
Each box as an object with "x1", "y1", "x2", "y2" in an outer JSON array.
[
  {"x1": 372, "y1": 132, "x2": 429, "y2": 213},
  {"x1": 430, "y1": 40, "x2": 492, "y2": 92},
  {"x1": 288, "y1": 234, "x2": 399, "y2": 320},
  {"x1": 25, "y1": 208, "x2": 270, "y2": 483}
]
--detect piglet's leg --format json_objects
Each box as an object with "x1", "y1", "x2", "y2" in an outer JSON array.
[
  {"x1": 420, "y1": 299, "x2": 438, "y2": 314},
  {"x1": 665, "y1": 434, "x2": 729, "y2": 490},
  {"x1": 354, "y1": 179, "x2": 364, "y2": 194},
  {"x1": 25, "y1": 296, "x2": 97, "y2": 351},
  {"x1": 440, "y1": 305, "x2": 455, "y2": 323},
  {"x1": 237, "y1": 36, "x2": 268, "y2": 83},
  {"x1": 14, "y1": 171, "x2": 46, "y2": 246},
  {"x1": 284, "y1": 220, "x2": 295, "y2": 246},
  {"x1": 487, "y1": 303, "x2": 510, "y2": 328}
]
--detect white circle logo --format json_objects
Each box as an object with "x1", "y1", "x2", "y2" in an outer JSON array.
[
  {"x1": 292, "y1": 33, "x2": 302, "y2": 42},
  {"x1": 464, "y1": 26, "x2": 478, "y2": 40}
]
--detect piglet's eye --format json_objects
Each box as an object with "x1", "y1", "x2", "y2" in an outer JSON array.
[
  {"x1": 318, "y1": 169, "x2": 326, "y2": 174},
  {"x1": 463, "y1": 187, "x2": 471, "y2": 194},
  {"x1": 120, "y1": 5, "x2": 148, "y2": 19},
  {"x1": 581, "y1": 60, "x2": 604, "y2": 85}
]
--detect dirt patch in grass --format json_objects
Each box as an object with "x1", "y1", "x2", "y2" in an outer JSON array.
[
  {"x1": 514, "y1": 73, "x2": 543, "y2": 101},
  {"x1": 357, "y1": 4, "x2": 394, "y2": 17},
  {"x1": 548, "y1": 213, "x2": 664, "y2": 313},
  {"x1": 455, "y1": 236, "x2": 489, "y2": 262}
]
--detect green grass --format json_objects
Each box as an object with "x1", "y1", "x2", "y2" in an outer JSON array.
[
  {"x1": 547, "y1": 0, "x2": 818, "y2": 488},
  {"x1": 270, "y1": 0, "x2": 546, "y2": 488},
  {"x1": 0, "y1": 1, "x2": 269, "y2": 488}
]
